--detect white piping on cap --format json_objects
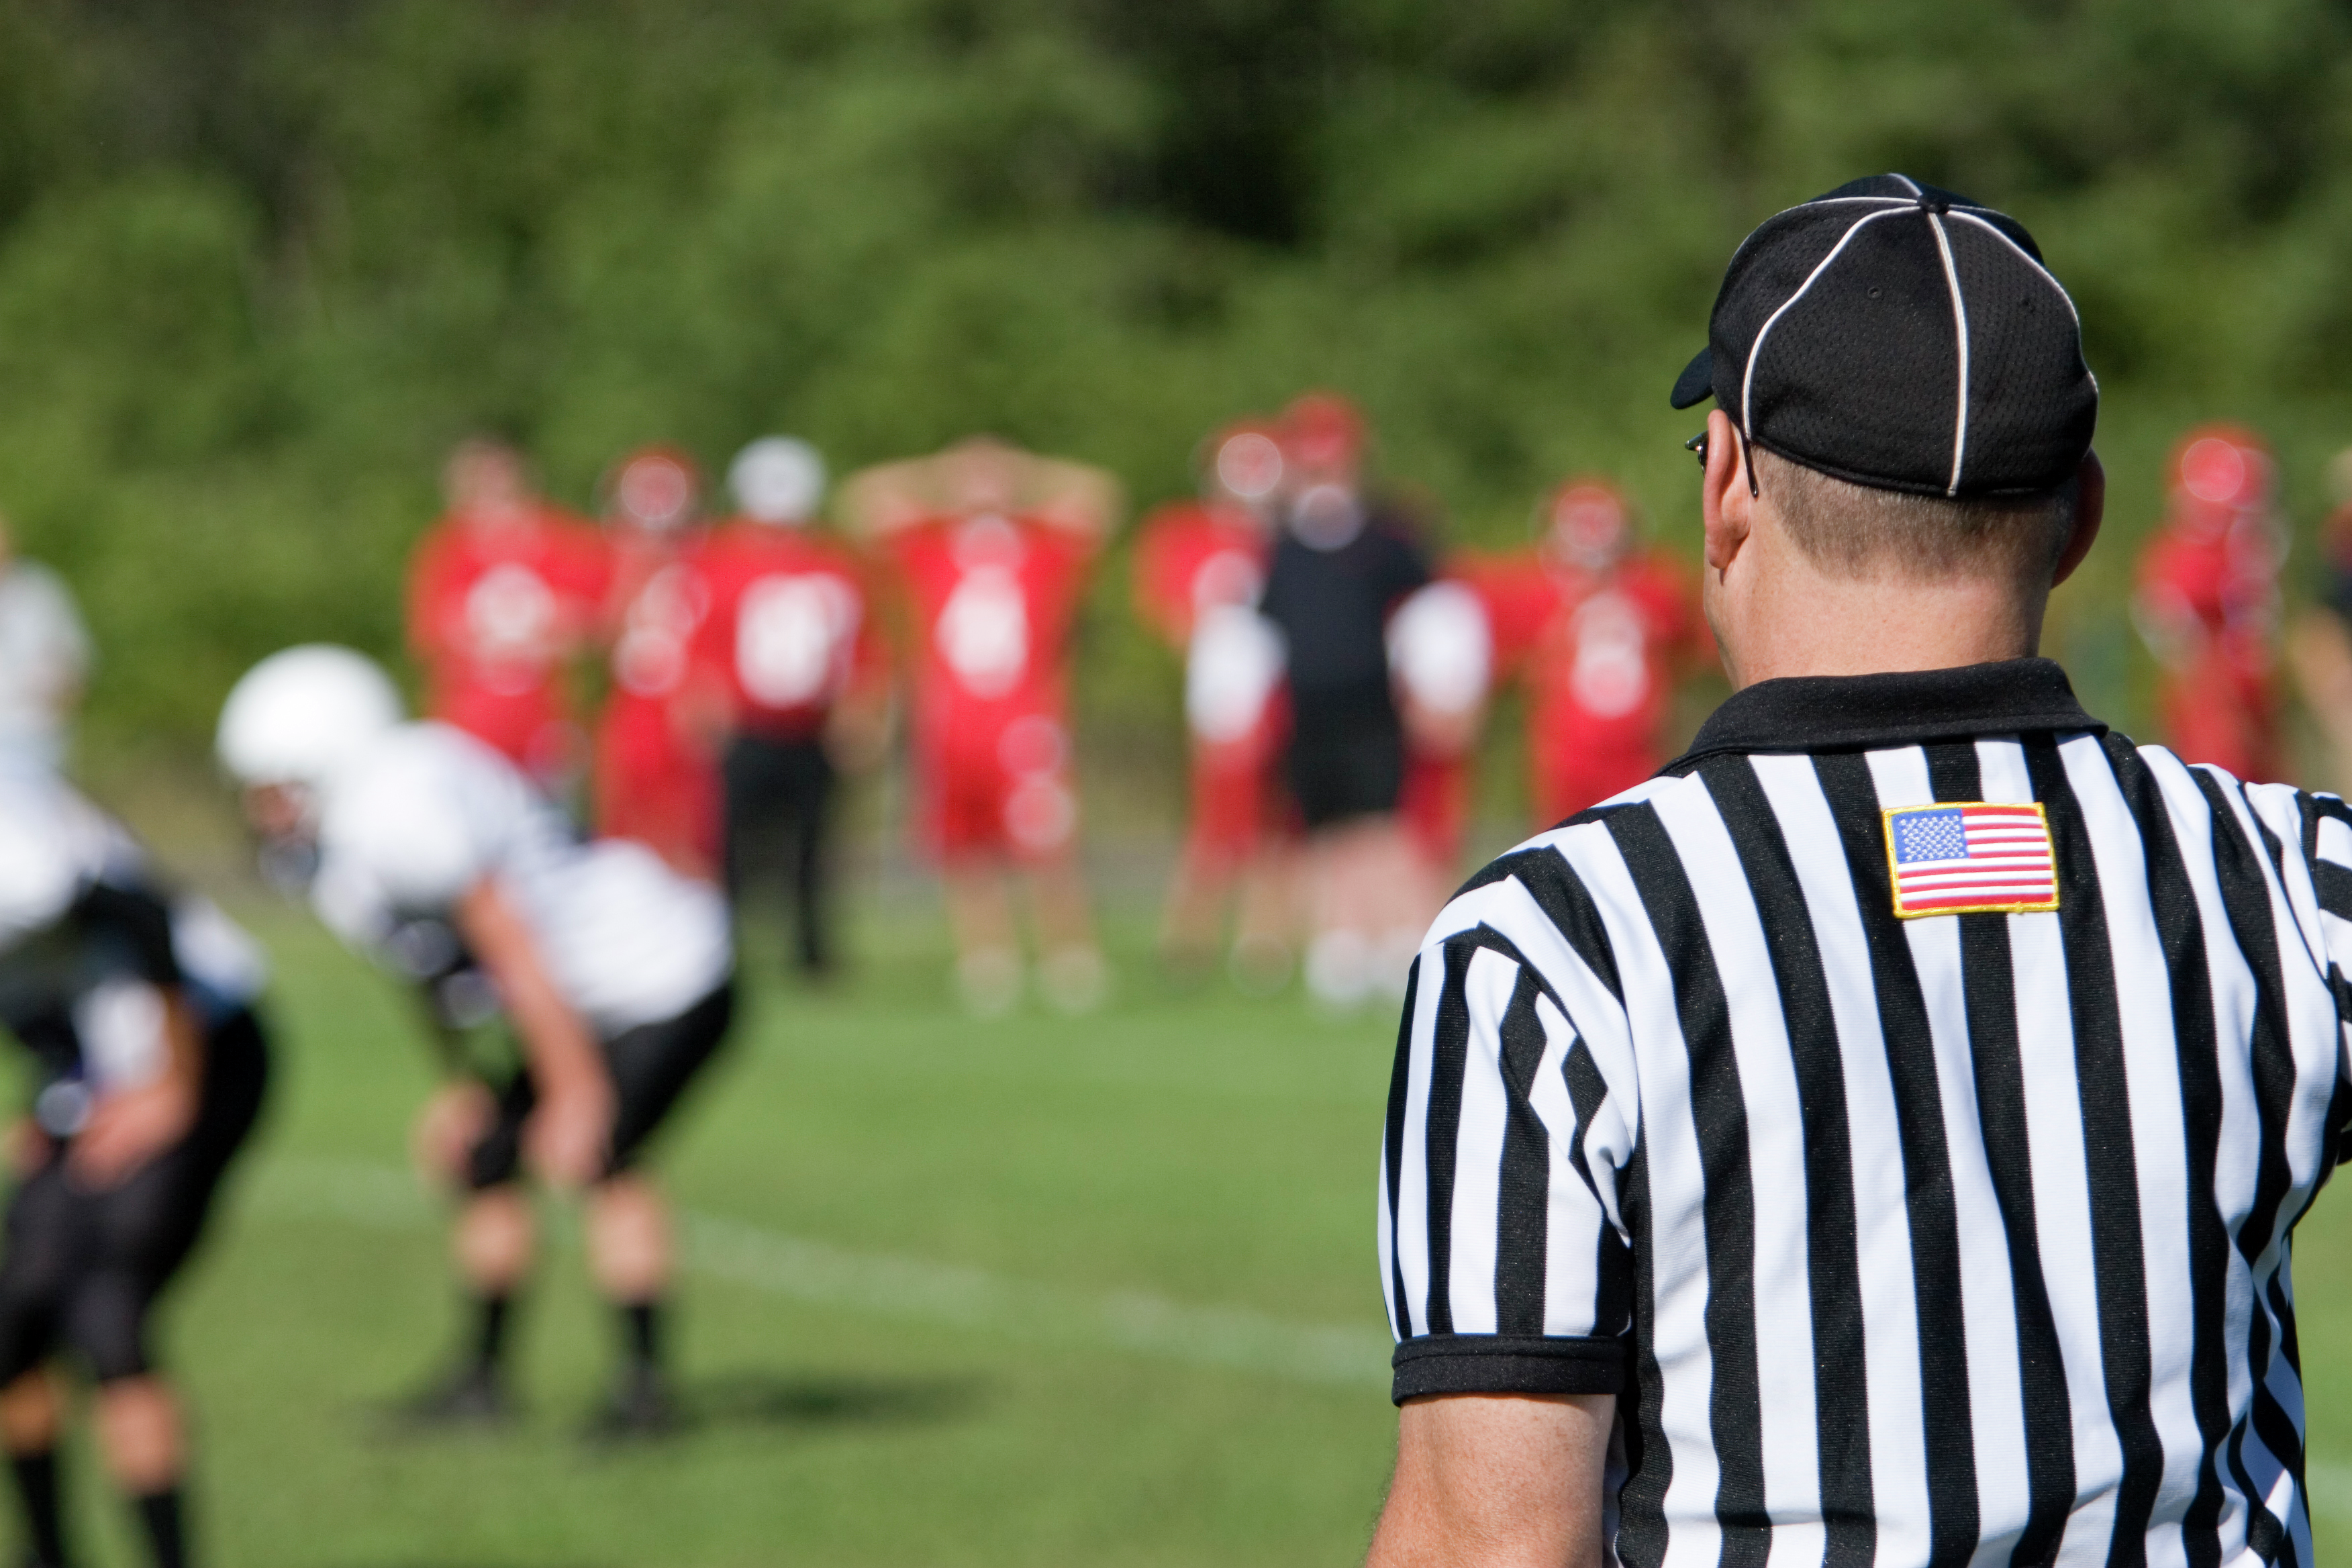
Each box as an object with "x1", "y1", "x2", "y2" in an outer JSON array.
[
  {"x1": 1944, "y1": 209, "x2": 2082, "y2": 333},
  {"x1": 1892, "y1": 173, "x2": 1924, "y2": 196},
  {"x1": 1947, "y1": 207, "x2": 2098, "y2": 396},
  {"x1": 1738, "y1": 206, "x2": 1908, "y2": 440},
  {"x1": 1928, "y1": 211, "x2": 1970, "y2": 496}
]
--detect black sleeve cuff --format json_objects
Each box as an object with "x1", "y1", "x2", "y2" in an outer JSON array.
[{"x1": 1390, "y1": 1334, "x2": 1630, "y2": 1406}]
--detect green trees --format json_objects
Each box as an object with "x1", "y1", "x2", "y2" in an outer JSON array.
[{"x1": 4, "y1": 0, "x2": 2351, "y2": 767}]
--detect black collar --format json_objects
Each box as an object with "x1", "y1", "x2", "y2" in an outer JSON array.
[{"x1": 1671, "y1": 657, "x2": 2105, "y2": 766}]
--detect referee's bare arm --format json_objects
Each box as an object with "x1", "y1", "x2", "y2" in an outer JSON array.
[{"x1": 1367, "y1": 1393, "x2": 1615, "y2": 1568}]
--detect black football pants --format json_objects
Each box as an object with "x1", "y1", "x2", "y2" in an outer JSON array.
[
  {"x1": 722, "y1": 732, "x2": 836, "y2": 975},
  {"x1": 0, "y1": 1010, "x2": 271, "y2": 1385}
]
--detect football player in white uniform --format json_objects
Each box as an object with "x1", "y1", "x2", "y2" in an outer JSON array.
[
  {"x1": 217, "y1": 646, "x2": 735, "y2": 1436},
  {"x1": 0, "y1": 767, "x2": 271, "y2": 1568}
]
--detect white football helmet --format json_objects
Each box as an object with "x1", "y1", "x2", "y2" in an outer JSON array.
[
  {"x1": 216, "y1": 645, "x2": 405, "y2": 789},
  {"x1": 729, "y1": 436, "x2": 826, "y2": 526}
]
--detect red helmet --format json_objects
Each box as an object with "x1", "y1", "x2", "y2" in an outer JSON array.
[
  {"x1": 1281, "y1": 392, "x2": 1367, "y2": 477},
  {"x1": 1544, "y1": 478, "x2": 1634, "y2": 569},
  {"x1": 1201, "y1": 419, "x2": 1286, "y2": 505},
  {"x1": 604, "y1": 445, "x2": 702, "y2": 534},
  {"x1": 2167, "y1": 424, "x2": 2272, "y2": 531}
]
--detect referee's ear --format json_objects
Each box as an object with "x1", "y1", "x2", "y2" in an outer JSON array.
[
  {"x1": 2050, "y1": 450, "x2": 2105, "y2": 589},
  {"x1": 1699, "y1": 407, "x2": 1753, "y2": 580}
]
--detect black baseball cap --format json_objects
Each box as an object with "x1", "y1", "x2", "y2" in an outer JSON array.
[{"x1": 1670, "y1": 174, "x2": 2097, "y2": 498}]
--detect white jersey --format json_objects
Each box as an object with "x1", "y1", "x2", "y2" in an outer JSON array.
[
  {"x1": 0, "y1": 562, "x2": 91, "y2": 767},
  {"x1": 311, "y1": 724, "x2": 730, "y2": 1034}
]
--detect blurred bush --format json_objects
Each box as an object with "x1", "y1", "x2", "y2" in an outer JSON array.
[{"x1": 3, "y1": 0, "x2": 2351, "y2": 791}]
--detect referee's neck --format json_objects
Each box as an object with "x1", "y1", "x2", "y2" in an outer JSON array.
[
  {"x1": 1695, "y1": 419, "x2": 2105, "y2": 691},
  {"x1": 1707, "y1": 539, "x2": 2053, "y2": 689}
]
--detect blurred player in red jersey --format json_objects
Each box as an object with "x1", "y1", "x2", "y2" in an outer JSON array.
[
  {"x1": 593, "y1": 448, "x2": 721, "y2": 879},
  {"x1": 2132, "y1": 424, "x2": 2287, "y2": 782},
  {"x1": 1459, "y1": 478, "x2": 1706, "y2": 826},
  {"x1": 690, "y1": 438, "x2": 889, "y2": 979},
  {"x1": 844, "y1": 439, "x2": 1120, "y2": 1015},
  {"x1": 1131, "y1": 420, "x2": 1295, "y2": 986},
  {"x1": 406, "y1": 438, "x2": 610, "y2": 789},
  {"x1": 1255, "y1": 393, "x2": 1435, "y2": 1009},
  {"x1": 2290, "y1": 448, "x2": 2352, "y2": 791}
]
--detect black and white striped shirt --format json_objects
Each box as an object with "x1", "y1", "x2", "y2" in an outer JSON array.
[{"x1": 1381, "y1": 658, "x2": 2351, "y2": 1568}]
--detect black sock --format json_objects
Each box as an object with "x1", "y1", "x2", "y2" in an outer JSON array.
[
  {"x1": 471, "y1": 1293, "x2": 512, "y2": 1373},
  {"x1": 9, "y1": 1450, "x2": 67, "y2": 1567},
  {"x1": 133, "y1": 1489, "x2": 183, "y2": 1568},
  {"x1": 620, "y1": 1301, "x2": 662, "y2": 1373}
]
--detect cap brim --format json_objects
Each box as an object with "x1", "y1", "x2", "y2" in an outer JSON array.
[{"x1": 1669, "y1": 348, "x2": 1714, "y2": 410}]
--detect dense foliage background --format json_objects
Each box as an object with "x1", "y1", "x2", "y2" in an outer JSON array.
[{"x1": 8, "y1": 0, "x2": 2352, "y2": 804}]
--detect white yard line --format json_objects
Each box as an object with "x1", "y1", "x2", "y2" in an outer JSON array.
[{"x1": 246, "y1": 1157, "x2": 1393, "y2": 1391}]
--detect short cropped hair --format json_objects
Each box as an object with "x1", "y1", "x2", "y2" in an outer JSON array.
[{"x1": 1756, "y1": 447, "x2": 2078, "y2": 583}]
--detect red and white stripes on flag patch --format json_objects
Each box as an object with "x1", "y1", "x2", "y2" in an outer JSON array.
[{"x1": 1881, "y1": 801, "x2": 2059, "y2": 918}]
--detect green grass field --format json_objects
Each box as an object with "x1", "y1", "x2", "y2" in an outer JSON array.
[
  {"x1": 115, "y1": 901, "x2": 1403, "y2": 1567},
  {"x1": 39, "y1": 892, "x2": 2352, "y2": 1565}
]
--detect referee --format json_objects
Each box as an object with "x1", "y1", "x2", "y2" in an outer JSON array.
[{"x1": 1370, "y1": 175, "x2": 2348, "y2": 1568}]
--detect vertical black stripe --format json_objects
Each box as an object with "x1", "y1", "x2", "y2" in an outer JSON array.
[
  {"x1": 2251, "y1": 1276, "x2": 2308, "y2": 1488},
  {"x1": 2249, "y1": 1277, "x2": 2310, "y2": 1568},
  {"x1": 1493, "y1": 969, "x2": 1555, "y2": 1336},
  {"x1": 1463, "y1": 848, "x2": 1626, "y2": 1001},
  {"x1": 1562, "y1": 1040, "x2": 1634, "y2": 1336},
  {"x1": 1385, "y1": 955, "x2": 1421, "y2": 1338},
  {"x1": 2190, "y1": 771, "x2": 2302, "y2": 1562},
  {"x1": 1814, "y1": 750, "x2": 1981, "y2": 1561},
  {"x1": 1606, "y1": 805, "x2": 1769, "y2": 1568},
  {"x1": 1616, "y1": 1132, "x2": 1669, "y2": 1568},
  {"x1": 2192, "y1": 775, "x2": 2304, "y2": 1279},
  {"x1": 2102, "y1": 736, "x2": 2231, "y2": 1568},
  {"x1": 1922, "y1": 740, "x2": 2074, "y2": 1567},
  {"x1": 1700, "y1": 754, "x2": 1877, "y2": 1568},
  {"x1": 1420, "y1": 937, "x2": 1479, "y2": 1336},
  {"x1": 2025, "y1": 738, "x2": 2164, "y2": 1564}
]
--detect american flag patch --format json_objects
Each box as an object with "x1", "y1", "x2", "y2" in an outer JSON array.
[{"x1": 1881, "y1": 801, "x2": 2059, "y2": 918}]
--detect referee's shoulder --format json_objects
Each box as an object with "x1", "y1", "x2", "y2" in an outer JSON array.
[{"x1": 1419, "y1": 773, "x2": 1705, "y2": 1005}]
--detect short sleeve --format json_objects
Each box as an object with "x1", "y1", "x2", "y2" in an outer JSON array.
[
  {"x1": 1381, "y1": 852, "x2": 1639, "y2": 1404},
  {"x1": 322, "y1": 732, "x2": 511, "y2": 914}
]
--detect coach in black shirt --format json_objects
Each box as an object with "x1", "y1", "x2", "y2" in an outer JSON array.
[
  {"x1": 1258, "y1": 393, "x2": 1435, "y2": 1006},
  {"x1": 1371, "y1": 175, "x2": 2349, "y2": 1568},
  {"x1": 1257, "y1": 408, "x2": 1432, "y2": 832}
]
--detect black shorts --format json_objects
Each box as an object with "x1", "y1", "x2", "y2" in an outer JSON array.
[
  {"x1": 0, "y1": 1008, "x2": 272, "y2": 1384},
  {"x1": 463, "y1": 981, "x2": 736, "y2": 1191},
  {"x1": 1286, "y1": 697, "x2": 1406, "y2": 830}
]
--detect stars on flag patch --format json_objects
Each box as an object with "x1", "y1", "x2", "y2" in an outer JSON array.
[{"x1": 1881, "y1": 801, "x2": 2059, "y2": 918}]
